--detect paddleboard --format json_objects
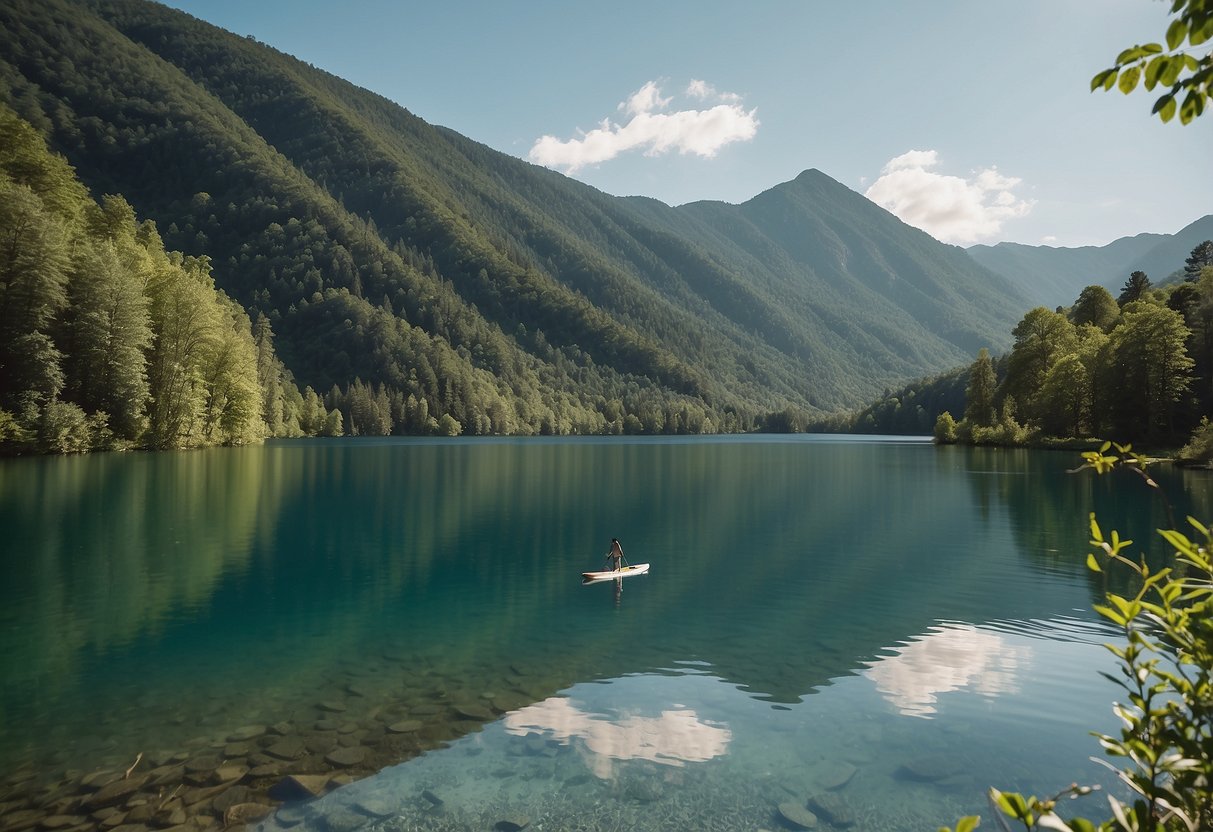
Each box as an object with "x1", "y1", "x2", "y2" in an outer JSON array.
[{"x1": 582, "y1": 563, "x2": 650, "y2": 582}]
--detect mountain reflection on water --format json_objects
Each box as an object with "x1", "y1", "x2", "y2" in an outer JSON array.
[{"x1": 1, "y1": 437, "x2": 1210, "y2": 830}]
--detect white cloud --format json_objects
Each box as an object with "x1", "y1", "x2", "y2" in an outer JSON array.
[
  {"x1": 686, "y1": 79, "x2": 740, "y2": 103},
  {"x1": 863, "y1": 623, "x2": 1032, "y2": 718},
  {"x1": 864, "y1": 149, "x2": 1034, "y2": 245},
  {"x1": 622, "y1": 80, "x2": 671, "y2": 117},
  {"x1": 503, "y1": 696, "x2": 731, "y2": 779},
  {"x1": 529, "y1": 80, "x2": 758, "y2": 174}
]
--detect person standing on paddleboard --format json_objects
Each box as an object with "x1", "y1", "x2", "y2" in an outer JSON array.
[{"x1": 607, "y1": 538, "x2": 625, "y2": 571}]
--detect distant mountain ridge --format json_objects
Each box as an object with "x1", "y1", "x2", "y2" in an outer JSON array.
[
  {"x1": 968, "y1": 214, "x2": 1213, "y2": 309},
  {"x1": 0, "y1": 0, "x2": 1031, "y2": 431}
]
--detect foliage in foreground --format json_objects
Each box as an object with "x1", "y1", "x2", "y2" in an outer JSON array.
[
  {"x1": 1092, "y1": 0, "x2": 1213, "y2": 124},
  {"x1": 942, "y1": 443, "x2": 1213, "y2": 832}
]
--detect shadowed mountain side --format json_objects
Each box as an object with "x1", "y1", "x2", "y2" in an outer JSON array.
[
  {"x1": 1128, "y1": 214, "x2": 1213, "y2": 285},
  {"x1": 968, "y1": 214, "x2": 1213, "y2": 308},
  {"x1": 2, "y1": 0, "x2": 1029, "y2": 422},
  {"x1": 968, "y1": 234, "x2": 1167, "y2": 309}
]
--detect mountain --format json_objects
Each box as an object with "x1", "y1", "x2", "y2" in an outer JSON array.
[
  {"x1": 968, "y1": 214, "x2": 1213, "y2": 309},
  {"x1": 1127, "y1": 214, "x2": 1213, "y2": 285},
  {"x1": 0, "y1": 0, "x2": 1028, "y2": 432}
]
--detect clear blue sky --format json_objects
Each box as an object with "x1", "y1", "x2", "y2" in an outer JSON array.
[{"x1": 162, "y1": 0, "x2": 1209, "y2": 248}]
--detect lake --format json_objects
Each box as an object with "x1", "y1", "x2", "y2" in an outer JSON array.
[{"x1": 1, "y1": 436, "x2": 1209, "y2": 832}]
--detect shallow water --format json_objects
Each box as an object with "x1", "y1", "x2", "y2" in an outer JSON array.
[{"x1": 1, "y1": 436, "x2": 1209, "y2": 830}]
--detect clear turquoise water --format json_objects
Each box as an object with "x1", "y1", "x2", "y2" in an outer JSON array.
[{"x1": 1, "y1": 436, "x2": 1209, "y2": 830}]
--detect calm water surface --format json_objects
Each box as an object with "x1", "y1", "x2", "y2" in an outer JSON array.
[{"x1": 1, "y1": 436, "x2": 1209, "y2": 831}]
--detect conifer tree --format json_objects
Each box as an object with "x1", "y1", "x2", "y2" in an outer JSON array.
[
  {"x1": 1118, "y1": 270, "x2": 1152, "y2": 306},
  {"x1": 1185, "y1": 239, "x2": 1213, "y2": 281}
]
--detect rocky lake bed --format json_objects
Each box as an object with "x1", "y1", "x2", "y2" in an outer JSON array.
[{"x1": 0, "y1": 642, "x2": 987, "y2": 832}]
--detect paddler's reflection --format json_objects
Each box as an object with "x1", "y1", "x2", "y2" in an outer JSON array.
[{"x1": 614, "y1": 577, "x2": 622, "y2": 606}]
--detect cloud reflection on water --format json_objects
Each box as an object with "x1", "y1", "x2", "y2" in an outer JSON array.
[
  {"x1": 863, "y1": 622, "x2": 1032, "y2": 718},
  {"x1": 503, "y1": 696, "x2": 732, "y2": 778}
]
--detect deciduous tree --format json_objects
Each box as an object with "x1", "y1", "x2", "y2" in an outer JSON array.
[
  {"x1": 963, "y1": 348, "x2": 997, "y2": 427},
  {"x1": 1069, "y1": 284, "x2": 1119, "y2": 331},
  {"x1": 1107, "y1": 301, "x2": 1194, "y2": 440},
  {"x1": 1000, "y1": 308, "x2": 1079, "y2": 424}
]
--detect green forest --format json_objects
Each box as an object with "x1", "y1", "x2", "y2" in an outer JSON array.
[
  {"x1": 0, "y1": 105, "x2": 349, "y2": 452},
  {"x1": 928, "y1": 257, "x2": 1213, "y2": 464}
]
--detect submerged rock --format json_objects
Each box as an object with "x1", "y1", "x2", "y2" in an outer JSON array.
[
  {"x1": 274, "y1": 805, "x2": 311, "y2": 828},
  {"x1": 183, "y1": 756, "x2": 222, "y2": 774},
  {"x1": 213, "y1": 764, "x2": 249, "y2": 785},
  {"x1": 221, "y1": 803, "x2": 272, "y2": 827},
  {"x1": 211, "y1": 786, "x2": 252, "y2": 815},
  {"x1": 226, "y1": 725, "x2": 268, "y2": 743},
  {"x1": 268, "y1": 774, "x2": 331, "y2": 802},
  {"x1": 386, "y1": 720, "x2": 422, "y2": 734},
  {"x1": 350, "y1": 796, "x2": 396, "y2": 818},
  {"x1": 625, "y1": 778, "x2": 664, "y2": 802},
  {"x1": 324, "y1": 746, "x2": 367, "y2": 767},
  {"x1": 453, "y1": 703, "x2": 494, "y2": 722},
  {"x1": 264, "y1": 738, "x2": 307, "y2": 761},
  {"x1": 776, "y1": 801, "x2": 818, "y2": 829},
  {"x1": 808, "y1": 794, "x2": 854, "y2": 828},
  {"x1": 820, "y1": 761, "x2": 856, "y2": 791},
  {"x1": 82, "y1": 775, "x2": 150, "y2": 809},
  {"x1": 78, "y1": 771, "x2": 122, "y2": 791},
  {"x1": 318, "y1": 808, "x2": 365, "y2": 832},
  {"x1": 494, "y1": 815, "x2": 530, "y2": 831},
  {"x1": 898, "y1": 755, "x2": 960, "y2": 782}
]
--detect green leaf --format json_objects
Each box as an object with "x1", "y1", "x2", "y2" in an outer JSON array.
[
  {"x1": 1116, "y1": 46, "x2": 1147, "y2": 64},
  {"x1": 1179, "y1": 89, "x2": 1204, "y2": 123},
  {"x1": 1091, "y1": 68, "x2": 1118, "y2": 91},
  {"x1": 1166, "y1": 19, "x2": 1188, "y2": 50},
  {"x1": 1086, "y1": 552, "x2": 1102, "y2": 573},
  {"x1": 1161, "y1": 56, "x2": 1184, "y2": 85},
  {"x1": 1089, "y1": 513, "x2": 1103, "y2": 542},
  {"x1": 993, "y1": 790, "x2": 1031, "y2": 820},
  {"x1": 1159, "y1": 528, "x2": 1194, "y2": 554},
  {"x1": 956, "y1": 817, "x2": 981, "y2": 832},
  {"x1": 1115, "y1": 43, "x2": 1162, "y2": 64},
  {"x1": 1155, "y1": 94, "x2": 1178, "y2": 121},
  {"x1": 1191, "y1": 16, "x2": 1213, "y2": 46},
  {"x1": 1144, "y1": 55, "x2": 1165, "y2": 89}
]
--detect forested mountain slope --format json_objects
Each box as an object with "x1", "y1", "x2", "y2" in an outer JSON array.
[
  {"x1": 968, "y1": 234, "x2": 1167, "y2": 310},
  {"x1": 968, "y1": 214, "x2": 1213, "y2": 309},
  {"x1": 0, "y1": 0, "x2": 1027, "y2": 433},
  {"x1": 1127, "y1": 214, "x2": 1213, "y2": 285}
]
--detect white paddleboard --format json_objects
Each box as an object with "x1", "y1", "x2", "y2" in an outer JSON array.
[{"x1": 581, "y1": 563, "x2": 650, "y2": 581}]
